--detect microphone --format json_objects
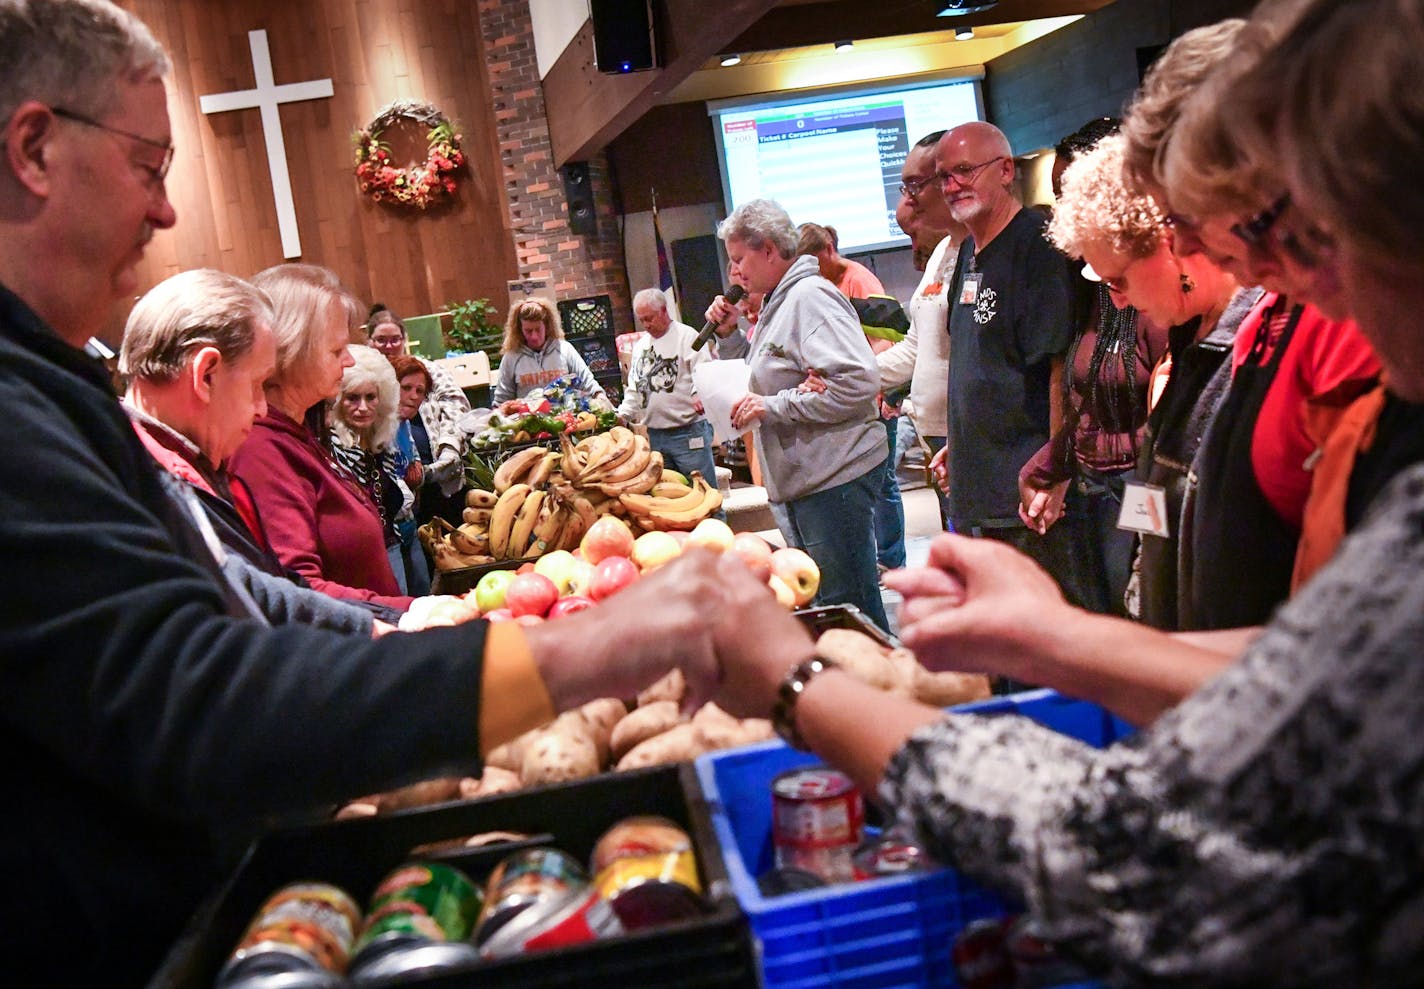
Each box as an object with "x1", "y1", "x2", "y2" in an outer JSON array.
[{"x1": 692, "y1": 284, "x2": 747, "y2": 351}]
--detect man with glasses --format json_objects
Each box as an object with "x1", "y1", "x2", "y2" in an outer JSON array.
[{"x1": 928, "y1": 122, "x2": 1090, "y2": 620}]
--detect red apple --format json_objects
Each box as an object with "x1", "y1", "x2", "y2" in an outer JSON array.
[
  {"x1": 547, "y1": 594, "x2": 596, "y2": 619},
  {"x1": 505, "y1": 572, "x2": 559, "y2": 618},
  {"x1": 770, "y1": 547, "x2": 820, "y2": 606},
  {"x1": 731, "y1": 532, "x2": 774, "y2": 582},
  {"x1": 483, "y1": 607, "x2": 514, "y2": 623},
  {"x1": 581, "y1": 516, "x2": 636, "y2": 565},
  {"x1": 589, "y1": 555, "x2": 640, "y2": 601},
  {"x1": 516, "y1": 562, "x2": 536, "y2": 575}
]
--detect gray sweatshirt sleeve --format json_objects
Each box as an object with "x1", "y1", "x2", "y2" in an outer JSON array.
[
  {"x1": 763, "y1": 315, "x2": 879, "y2": 425},
  {"x1": 221, "y1": 555, "x2": 375, "y2": 636}
]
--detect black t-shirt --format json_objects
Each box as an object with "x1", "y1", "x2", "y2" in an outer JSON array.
[
  {"x1": 1347, "y1": 392, "x2": 1424, "y2": 528},
  {"x1": 946, "y1": 208, "x2": 1078, "y2": 525}
]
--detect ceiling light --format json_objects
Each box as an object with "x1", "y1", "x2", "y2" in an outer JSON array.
[
  {"x1": 720, "y1": 53, "x2": 742, "y2": 67},
  {"x1": 955, "y1": 26, "x2": 975, "y2": 40},
  {"x1": 937, "y1": 1, "x2": 998, "y2": 15},
  {"x1": 834, "y1": 40, "x2": 853, "y2": 52}
]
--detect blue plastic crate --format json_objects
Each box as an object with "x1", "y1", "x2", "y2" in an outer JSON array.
[{"x1": 695, "y1": 690, "x2": 1128, "y2": 988}]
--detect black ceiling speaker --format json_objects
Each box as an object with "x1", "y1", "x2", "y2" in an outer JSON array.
[
  {"x1": 591, "y1": 0, "x2": 658, "y2": 74},
  {"x1": 936, "y1": 0, "x2": 998, "y2": 14},
  {"x1": 560, "y1": 162, "x2": 598, "y2": 237}
]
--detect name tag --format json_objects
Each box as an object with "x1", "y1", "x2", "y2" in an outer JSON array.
[
  {"x1": 689, "y1": 436, "x2": 705, "y2": 450},
  {"x1": 1117, "y1": 482, "x2": 1170, "y2": 538},
  {"x1": 959, "y1": 274, "x2": 982, "y2": 306}
]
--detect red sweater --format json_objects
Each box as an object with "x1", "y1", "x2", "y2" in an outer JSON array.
[{"x1": 230, "y1": 409, "x2": 413, "y2": 608}]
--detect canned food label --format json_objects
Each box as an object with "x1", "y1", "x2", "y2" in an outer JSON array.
[
  {"x1": 593, "y1": 850, "x2": 701, "y2": 898},
  {"x1": 359, "y1": 863, "x2": 481, "y2": 947}
]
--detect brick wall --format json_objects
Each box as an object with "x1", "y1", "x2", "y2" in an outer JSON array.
[
  {"x1": 986, "y1": 0, "x2": 1255, "y2": 155},
  {"x1": 477, "y1": 0, "x2": 632, "y2": 333}
]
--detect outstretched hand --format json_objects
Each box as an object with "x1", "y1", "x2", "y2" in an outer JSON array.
[
  {"x1": 882, "y1": 533, "x2": 1068, "y2": 682},
  {"x1": 708, "y1": 553, "x2": 817, "y2": 719}
]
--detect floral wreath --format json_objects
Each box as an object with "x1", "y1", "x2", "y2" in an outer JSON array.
[{"x1": 353, "y1": 100, "x2": 466, "y2": 210}]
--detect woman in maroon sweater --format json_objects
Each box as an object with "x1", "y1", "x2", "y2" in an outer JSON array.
[{"x1": 230, "y1": 264, "x2": 413, "y2": 609}]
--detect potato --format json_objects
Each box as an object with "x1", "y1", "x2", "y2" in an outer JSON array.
[
  {"x1": 458, "y1": 766, "x2": 522, "y2": 800},
  {"x1": 334, "y1": 800, "x2": 379, "y2": 820},
  {"x1": 464, "y1": 830, "x2": 532, "y2": 847},
  {"x1": 611, "y1": 700, "x2": 683, "y2": 762},
  {"x1": 485, "y1": 723, "x2": 543, "y2": 773},
  {"x1": 914, "y1": 667, "x2": 992, "y2": 707},
  {"x1": 637, "y1": 669, "x2": 685, "y2": 708},
  {"x1": 615, "y1": 722, "x2": 705, "y2": 771},
  {"x1": 692, "y1": 702, "x2": 738, "y2": 728},
  {"x1": 814, "y1": 628, "x2": 905, "y2": 692},
  {"x1": 521, "y1": 728, "x2": 600, "y2": 786},
  {"x1": 885, "y1": 648, "x2": 922, "y2": 698},
  {"x1": 738, "y1": 718, "x2": 775, "y2": 742},
  {"x1": 579, "y1": 697, "x2": 628, "y2": 767}
]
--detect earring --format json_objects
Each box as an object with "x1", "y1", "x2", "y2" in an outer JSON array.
[{"x1": 1180, "y1": 272, "x2": 1196, "y2": 294}]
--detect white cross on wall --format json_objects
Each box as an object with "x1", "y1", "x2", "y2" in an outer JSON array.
[{"x1": 199, "y1": 30, "x2": 334, "y2": 259}]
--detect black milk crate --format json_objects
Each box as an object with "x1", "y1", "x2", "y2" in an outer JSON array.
[
  {"x1": 558, "y1": 295, "x2": 615, "y2": 339},
  {"x1": 151, "y1": 764, "x2": 756, "y2": 989}
]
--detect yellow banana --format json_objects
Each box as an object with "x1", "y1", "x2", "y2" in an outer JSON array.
[
  {"x1": 488, "y1": 483, "x2": 530, "y2": 558},
  {"x1": 596, "y1": 450, "x2": 662, "y2": 497},
  {"x1": 622, "y1": 475, "x2": 705, "y2": 517},
  {"x1": 465, "y1": 488, "x2": 498, "y2": 509},
  {"x1": 493, "y1": 447, "x2": 546, "y2": 492},
  {"x1": 557, "y1": 505, "x2": 588, "y2": 552},
  {"x1": 578, "y1": 427, "x2": 635, "y2": 478},
  {"x1": 644, "y1": 475, "x2": 722, "y2": 529},
  {"x1": 584, "y1": 436, "x2": 650, "y2": 485},
  {"x1": 530, "y1": 502, "x2": 570, "y2": 556},
  {"x1": 463, "y1": 507, "x2": 493, "y2": 527},
  {"x1": 449, "y1": 525, "x2": 488, "y2": 556},
  {"x1": 525, "y1": 451, "x2": 560, "y2": 490},
  {"x1": 507, "y1": 489, "x2": 546, "y2": 559},
  {"x1": 650, "y1": 481, "x2": 692, "y2": 499}
]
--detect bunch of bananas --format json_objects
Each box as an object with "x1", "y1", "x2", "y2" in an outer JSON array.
[
  {"x1": 416, "y1": 512, "x2": 496, "y2": 572},
  {"x1": 437, "y1": 427, "x2": 723, "y2": 569}
]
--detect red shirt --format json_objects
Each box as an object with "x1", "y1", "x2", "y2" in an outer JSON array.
[
  {"x1": 1233, "y1": 295, "x2": 1380, "y2": 529},
  {"x1": 230, "y1": 409, "x2": 413, "y2": 608}
]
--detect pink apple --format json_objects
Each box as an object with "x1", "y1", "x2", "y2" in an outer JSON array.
[
  {"x1": 505, "y1": 572, "x2": 560, "y2": 618},
  {"x1": 547, "y1": 594, "x2": 596, "y2": 619},
  {"x1": 580, "y1": 516, "x2": 636, "y2": 565},
  {"x1": 589, "y1": 555, "x2": 640, "y2": 601},
  {"x1": 770, "y1": 547, "x2": 820, "y2": 606},
  {"x1": 731, "y1": 532, "x2": 774, "y2": 582},
  {"x1": 687, "y1": 517, "x2": 735, "y2": 553},
  {"x1": 514, "y1": 613, "x2": 545, "y2": 627},
  {"x1": 766, "y1": 573, "x2": 796, "y2": 610},
  {"x1": 484, "y1": 607, "x2": 514, "y2": 623},
  {"x1": 632, "y1": 530, "x2": 682, "y2": 572}
]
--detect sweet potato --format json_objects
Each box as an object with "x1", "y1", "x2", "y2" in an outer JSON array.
[
  {"x1": 579, "y1": 697, "x2": 628, "y2": 767},
  {"x1": 610, "y1": 700, "x2": 683, "y2": 762},
  {"x1": 914, "y1": 667, "x2": 992, "y2": 707},
  {"x1": 520, "y1": 728, "x2": 600, "y2": 785},
  {"x1": 458, "y1": 766, "x2": 523, "y2": 800},
  {"x1": 485, "y1": 723, "x2": 543, "y2": 773},
  {"x1": 615, "y1": 722, "x2": 705, "y2": 771},
  {"x1": 814, "y1": 629, "x2": 907, "y2": 692},
  {"x1": 333, "y1": 800, "x2": 379, "y2": 820}
]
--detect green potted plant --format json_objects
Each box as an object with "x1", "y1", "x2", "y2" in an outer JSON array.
[{"x1": 443, "y1": 297, "x2": 500, "y2": 356}]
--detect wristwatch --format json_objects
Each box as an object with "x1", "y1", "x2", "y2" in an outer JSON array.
[{"x1": 771, "y1": 656, "x2": 838, "y2": 750}]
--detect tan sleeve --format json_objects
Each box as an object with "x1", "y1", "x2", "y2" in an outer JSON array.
[{"x1": 479, "y1": 622, "x2": 556, "y2": 754}]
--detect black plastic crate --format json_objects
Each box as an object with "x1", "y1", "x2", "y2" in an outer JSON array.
[
  {"x1": 429, "y1": 555, "x2": 539, "y2": 596},
  {"x1": 558, "y1": 295, "x2": 615, "y2": 338},
  {"x1": 151, "y1": 764, "x2": 755, "y2": 989}
]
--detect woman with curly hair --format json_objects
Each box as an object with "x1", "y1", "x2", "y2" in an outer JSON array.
[
  {"x1": 492, "y1": 296, "x2": 606, "y2": 410},
  {"x1": 1048, "y1": 134, "x2": 1259, "y2": 630}
]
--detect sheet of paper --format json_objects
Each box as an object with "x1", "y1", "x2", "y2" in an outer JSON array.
[{"x1": 693, "y1": 360, "x2": 754, "y2": 445}]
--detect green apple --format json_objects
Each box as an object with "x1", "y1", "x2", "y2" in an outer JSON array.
[
  {"x1": 473, "y1": 568, "x2": 517, "y2": 612},
  {"x1": 533, "y1": 550, "x2": 582, "y2": 596}
]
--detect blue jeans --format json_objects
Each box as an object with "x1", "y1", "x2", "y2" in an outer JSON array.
[
  {"x1": 922, "y1": 434, "x2": 952, "y2": 532},
  {"x1": 391, "y1": 520, "x2": 431, "y2": 596},
  {"x1": 648, "y1": 420, "x2": 723, "y2": 517},
  {"x1": 775, "y1": 463, "x2": 889, "y2": 632},
  {"x1": 875, "y1": 417, "x2": 907, "y2": 568}
]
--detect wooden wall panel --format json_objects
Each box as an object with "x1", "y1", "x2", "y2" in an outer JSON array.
[{"x1": 107, "y1": 0, "x2": 518, "y2": 343}]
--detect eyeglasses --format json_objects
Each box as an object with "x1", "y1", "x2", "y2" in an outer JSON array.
[
  {"x1": 936, "y1": 155, "x2": 1004, "y2": 189},
  {"x1": 898, "y1": 174, "x2": 936, "y2": 201},
  {"x1": 51, "y1": 106, "x2": 174, "y2": 184},
  {"x1": 1231, "y1": 191, "x2": 1291, "y2": 248}
]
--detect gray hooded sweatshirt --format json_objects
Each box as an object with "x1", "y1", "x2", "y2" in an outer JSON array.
[{"x1": 750, "y1": 254, "x2": 887, "y2": 502}]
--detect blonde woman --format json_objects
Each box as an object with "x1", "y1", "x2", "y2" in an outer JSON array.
[
  {"x1": 492, "y1": 296, "x2": 606, "y2": 409},
  {"x1": 330, "y1": 345, "x2": 427, "y2": 596}
]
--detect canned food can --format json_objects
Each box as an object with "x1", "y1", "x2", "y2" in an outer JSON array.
[
  {"x1": 593, "y1": 850, "x2": 706, "y2": 930},
  {"x1": 348, "y1": 940, "x2": 481, "y2": 984},
  {"x1": 475, "y1": 846, "x2": 589, "y2": 946},
  {"x1": 851, "y1": 834, "x2": 934, "y2": 880},
  {"x1": 1004, "y1": 914, "x2": 1093, "y2": 987},
  {"x1": 478, "y1": 885, "x2": 624, "y2": 959},
  {"x1": 347, "y1": 862, "x2": 482, "y2": 979},
  {"x1": 217, "y1": 882, "x2": 362, "y2": 987},
  {"x1": 771, "y1": 766, "x2": 864, "y2": 883},
  {"x1": 589, "y1": 815, "x2": 693, "y2": 873},
  {"x1": 950, "y1": 916, "x2": 1015, "y2": 989}
]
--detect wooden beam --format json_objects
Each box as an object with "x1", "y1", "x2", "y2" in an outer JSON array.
[
  {"x1": 722, "y1": 0, "x2": 1115, "y2": 54},
  {"x1": 543, "y1": 0, "x2": 779, "y2": 166}
]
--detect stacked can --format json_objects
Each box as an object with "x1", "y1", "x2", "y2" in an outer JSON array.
[
  {"x1": 770, "y1": 766, "x2": 864, "y2": 883},
  {"x1": 590, "y1": 816, "x2": 707, "y2": 930},
  {"x1": 476, "y1": 847, "x2": 624, "y2": 959},
  {"x1": 347, "y1": 862, "x2": 483, "y2": 983},
  {"x1": 216, "y1": 882, "x2": 361, "y2": 988}
]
